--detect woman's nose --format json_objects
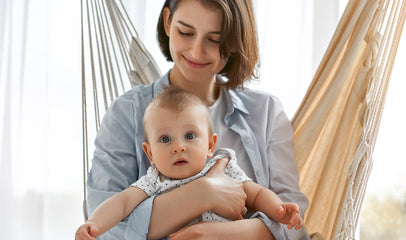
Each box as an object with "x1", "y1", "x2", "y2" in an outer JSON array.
[{"x1": 191, "y1": 38, "x2": 205, "y2": 59}]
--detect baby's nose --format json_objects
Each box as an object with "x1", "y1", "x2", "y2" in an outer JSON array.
[{"x1": 172, "y1": 141, "x2": 186, "y2": 153}]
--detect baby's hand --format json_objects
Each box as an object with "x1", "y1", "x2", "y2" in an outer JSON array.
[
  {"x1": 75, "y1": 222, "x2": 99, "y2": 240},
  {"x1": 276, "y1": 202, "x2": 303, "y2": 230}
]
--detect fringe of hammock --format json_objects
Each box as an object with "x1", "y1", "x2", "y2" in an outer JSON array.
[{"x1": 335, "y1": 0, "x2": 406, "y2": 239}]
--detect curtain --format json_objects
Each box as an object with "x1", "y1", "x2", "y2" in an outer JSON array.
[
  {"x1": 0, "y1": 1, "x2": 171, "y2": 239},
  {"x1": 0, "y1": 0, "x2": 83, "y2": 239},
  {"x1": 249, "y1": 0, "x2": 315, "y2": 117}
]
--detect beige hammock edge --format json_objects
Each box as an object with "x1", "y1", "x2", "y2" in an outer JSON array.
[
  {"x1": 292, "y1": 0, "x2": 406, "y2": 239},
  {"x1": 81, "y1": 0, "x2": 406, "y2": 239}
]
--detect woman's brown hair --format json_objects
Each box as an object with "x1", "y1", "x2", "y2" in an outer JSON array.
[{"x1": 157, "y1": 0, "x2": 259, "y2": 90}]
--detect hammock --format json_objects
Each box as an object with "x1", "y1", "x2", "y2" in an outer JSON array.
[
  {"x1": 80, "y1": 0, "x2": 161, "y2": 220},
  {"x1": 80, "y1": 0, "x2": 406, "y2": 239},
  {"x1": 292, "y1": 0, "x2": 405, "y2": 238}
]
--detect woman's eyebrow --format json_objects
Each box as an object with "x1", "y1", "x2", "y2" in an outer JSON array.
[
  {"x1": 178, "y1": 20, "x2": 193, "y2": 29},
  {"x1": 177, "y1": 20, "x2": 221, "y2": 34}
]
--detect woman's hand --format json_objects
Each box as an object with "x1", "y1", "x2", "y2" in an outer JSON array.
[{"x1": 202, "y1": 157, "x2": 247, "y2": 220}]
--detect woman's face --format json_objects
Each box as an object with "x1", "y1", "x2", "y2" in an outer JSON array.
[{"x1": 163, "y1": 0, "x2": 228, "y2": 87}]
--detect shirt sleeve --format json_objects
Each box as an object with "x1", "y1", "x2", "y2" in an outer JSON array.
[
  {"x1": 264, "y1": 97, "x2": 310, "y2": 239},
  {"x1": 86, "y1": 96, "x2": 154, "y2": 240},
  {"x1": 125, "y1": 196, "x2": 157, "y2": 240},
  {"x1": 249, "y1": 211, "x2": 309, "y2": 240}
]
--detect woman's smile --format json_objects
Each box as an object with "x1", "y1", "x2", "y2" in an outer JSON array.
[{"x1": 183, "y1": 55, "x2": 210, "y2": 69}]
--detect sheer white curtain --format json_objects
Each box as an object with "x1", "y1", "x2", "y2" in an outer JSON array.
[
  {"x1": 0, "y1": 0, "x2": 82, "y2": 239},
  {"x1": 5, "y1": 0, "x2": 402, "y2": 239},
  {"x1": 250, "y1": 0, "x2": 344, "y2": 118},
  {"x1": 250, "y1": 0, "x2": 314, "y2": 117}
]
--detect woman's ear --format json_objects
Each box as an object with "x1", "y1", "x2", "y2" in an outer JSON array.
[
  {"x1": 163, "y1": 7, "x2": 171, "y2": 37},
  {"x1": 207, "y1": 133, "x2": 218, "y2": 158},
  {"x1": 142, "y1": 142, "x2": 155, "y2": 165}
]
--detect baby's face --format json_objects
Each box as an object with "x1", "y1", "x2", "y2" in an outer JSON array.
[{"x1": 143, "y1": 104, "x2": 216, "y2": 179}]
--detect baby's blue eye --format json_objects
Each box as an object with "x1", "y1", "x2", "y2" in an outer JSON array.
[
  {"x1": 160, "y1": 136, "x2": 171, "y2": 143},
  {"x1": 185, "y1": 133, "x2": 196, "y2": 140}
]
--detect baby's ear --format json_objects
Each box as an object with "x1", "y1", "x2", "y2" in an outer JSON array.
[
  {"x1": 142, "y1": 142, "x2": 155, "y2": 165},
  {"x1": 207, "y1": 133, "x2": 218, "y2": 158}
]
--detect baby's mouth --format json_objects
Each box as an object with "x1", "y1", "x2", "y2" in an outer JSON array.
[{"x1": 174, "y1": 159, "x2": 188, "y2": 166}]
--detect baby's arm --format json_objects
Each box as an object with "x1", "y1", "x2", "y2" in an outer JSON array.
[
  {"x1": 75, "y1": 186, "x2": 148, "y2": 240},
  {"x1": 243, "y1": 181, "x2": 303, "y2": 230}
]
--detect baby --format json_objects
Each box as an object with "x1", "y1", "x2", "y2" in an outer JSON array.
[{"x1": 75, "y1": 86, "x2": 303, "y2": 239}]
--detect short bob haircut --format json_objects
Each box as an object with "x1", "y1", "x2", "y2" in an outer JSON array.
[{"x1": 157, "y1": 0, "x2": 259, "y2": 90}]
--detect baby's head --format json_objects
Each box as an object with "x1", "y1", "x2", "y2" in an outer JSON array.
[{"x1": 142, "y1": 86, "x2": 217, "y2": 179}]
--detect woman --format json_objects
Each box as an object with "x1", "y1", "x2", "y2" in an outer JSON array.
[{"x1": 86, "y1": 0, "x2": 310, "y2": 239}]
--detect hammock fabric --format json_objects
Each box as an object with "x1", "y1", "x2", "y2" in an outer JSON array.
[
  {"x1": 81, "y1": 0, "x2": 406, "y2": 239},
  {"x1": 292, "y1": 0, "x2": 405, "y2": 239}
]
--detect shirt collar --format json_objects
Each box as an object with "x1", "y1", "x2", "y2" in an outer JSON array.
[
  {"x1": 216, "y1": 75, "x2": 249, "y2": 115},
  {"x1": 226, "y1": 89, "x2": 249, "y2": 115},
  {"x1": 152, "y1": 71, "x2": 170, "y2": 97}
]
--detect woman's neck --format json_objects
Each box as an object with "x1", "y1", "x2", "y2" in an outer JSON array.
[{"x1": 168, "y1": 69, "x2": 220, "y2": 106}]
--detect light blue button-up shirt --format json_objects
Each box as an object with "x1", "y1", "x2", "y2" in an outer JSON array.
[{"x1": 87, "y1": 72, "x2": 310, "y2": 240}]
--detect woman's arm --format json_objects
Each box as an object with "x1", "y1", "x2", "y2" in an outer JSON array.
[
  {"x1": 147, "y1": 158, "x2": 247, "y2": 239},
  {"x1": 264, "y1": 96, "x2": 309, "y2": 239},
  {"x1": 169, "y1": 218, "x2": 275, "y2": 240}
]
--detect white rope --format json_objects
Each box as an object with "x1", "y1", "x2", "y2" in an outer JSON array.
[
  {"x1": 94, "y1": 0, "x2": 115, "y2": 104},
  {"x1": 81, "y1": 0, "x2": 89, "y2": 221},
  {"x1": 335, "y1": 0, "x2": 406, "y2": 238},
  {"x1": 100, "y1": 0, "x2": 126, "y2": 94},
  {"x1": 81, "y1": 0, "x2": 162, "y2": 222}
]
